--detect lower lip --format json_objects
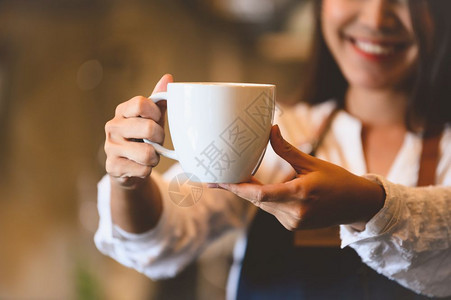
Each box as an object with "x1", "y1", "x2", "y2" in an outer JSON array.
[{"x1": 350, "y1": 41, "x2": 397, "y2": 62}]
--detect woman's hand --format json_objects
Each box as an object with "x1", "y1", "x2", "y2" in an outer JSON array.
[
  {"x1": 104, "y1": 74, "x2": 173, "y2": 188},
  {"x1": 213, "y1": 125, "x2": 386, "y2": 231}
]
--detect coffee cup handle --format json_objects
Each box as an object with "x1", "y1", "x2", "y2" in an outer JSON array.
[{"x1": 143, "y1": 92, "x2": 178, "y2": 161}]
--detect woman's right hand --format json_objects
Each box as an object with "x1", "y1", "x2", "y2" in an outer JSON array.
[{"x1": 104, "y1": 74, "x2": 173, "y2": 188}]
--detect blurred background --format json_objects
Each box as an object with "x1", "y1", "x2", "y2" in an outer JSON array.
[{"x1": 0, "y1": 0, "x2": 314, "y2": 299}]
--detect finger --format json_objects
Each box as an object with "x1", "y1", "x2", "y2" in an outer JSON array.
[
  {"x1": 151, "y1": 73, "x2": 173, "y2": 94},
  {"x1": 207, "y1": 177, "x2": 262, "y2": 189},
  {"x1": 152, "y1": 75, "x2": 173, "y2": 127},
  {"x1": 106, "y1": 156, "x2": 153, "y2": 179},
  {"x1": 264, "y1": 206, "x2": 300, "y2": 231},
  {"x1": 116, "y1": 96, "x2": 163, "y2": 121},
  {"x1": 219, "y1": 180, "x2": 294, "y2": 206},
  {"x1": 259, "y1": 202, "x2": 285, "y2": 215},
  {"x1": 239, "y1": 176, "x2": 307, "y2": 216},
  {"x1": 256, "y1": 192, "x2": 303, "y2": 218},
  {"x1": 105, "y1": 139, "x2": 160, "y2": 167},
  {"x1": 270, "y1": 125, "x2": 315, "y2": 173},
  {"x1": 112, "y1": 118, "x2": 165, "y2": 144},
  {"x1": 258, "y1": 203, "x2": 299, "y2": 231}
]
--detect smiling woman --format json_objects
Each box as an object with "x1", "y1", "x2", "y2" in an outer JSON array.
[
  {"x1": 323, "y1": 0, "x2": 419, "y2": 89},
  {"x1": 304, "y1": 0, "x2": 449, "y2": 129},
  {"x1": 94, "y1": 0, "x2": 451, "y2": 299}
]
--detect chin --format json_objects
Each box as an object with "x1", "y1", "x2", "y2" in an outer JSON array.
[{"x1": 346, "y1": 72, "x2": 401, "y2": 91}]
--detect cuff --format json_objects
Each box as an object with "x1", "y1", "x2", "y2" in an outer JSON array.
[
  {"x1": 340, "y1": 174, "x2": 402, "y2": 248},
  {"x1": 94, "y1": 172, "x2": 172, "y2": 248}
]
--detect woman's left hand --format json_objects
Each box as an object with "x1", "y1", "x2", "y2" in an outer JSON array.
[{"x1": 210, "y1": 125, "x2": 386, "y2": 231}]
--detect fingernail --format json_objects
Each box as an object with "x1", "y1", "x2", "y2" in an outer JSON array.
[
  {"x1": 207, "y1": 183, "x2": 219, "y2": 188},
  {"x1": 271, "y1": 124, "x2": 279, "y2": 134},
  {"x1": 274, "y1": 124, "x2": 281, "y2": 137},
  {"x1": 218, "y1": 184, "x2": 229, "y2": 189},
  {"x1": 271, "y1": 125, "x2": 282, "y2": 141}
]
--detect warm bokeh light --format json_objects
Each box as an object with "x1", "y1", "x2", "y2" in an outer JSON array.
[{"x1": 0, "y1": 0, "x2": 313, "y2": 299}]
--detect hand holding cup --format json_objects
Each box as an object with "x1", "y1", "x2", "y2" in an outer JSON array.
[{"x1": 104, "y1": 74, "x2": 173, "y2": 187}]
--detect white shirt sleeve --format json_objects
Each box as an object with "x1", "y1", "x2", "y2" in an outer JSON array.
[
  {"x1": 94, "y1": 169, "x2": 254, "y2": 280},
  {"x1": 340, "y1": 174, "x2": 451, "y2": 298}
]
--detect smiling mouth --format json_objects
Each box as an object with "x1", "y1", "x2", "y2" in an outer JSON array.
[{"x1": 346, "y1": 36, "x2": 410, "y2": 59}]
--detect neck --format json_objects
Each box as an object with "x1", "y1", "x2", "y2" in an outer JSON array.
[{"x1": 345, "y1": 87, "x2": 408, "y2": 128}]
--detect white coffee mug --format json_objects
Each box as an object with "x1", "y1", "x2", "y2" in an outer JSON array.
[{"x1": 144, "y1": 82, "x2": 275, "y2": 183}]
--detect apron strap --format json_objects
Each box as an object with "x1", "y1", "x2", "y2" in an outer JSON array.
[{"x1": 417, "y1": 124, "x2": 444, "y2": 186}]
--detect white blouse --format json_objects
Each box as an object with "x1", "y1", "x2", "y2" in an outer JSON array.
[{"x1": 95, "y1": 100, "x2": 451, "y2": 298}]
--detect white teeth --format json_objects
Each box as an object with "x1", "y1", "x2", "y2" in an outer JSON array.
[{"x1": 354, "y1": 40, "x2": 394, "y2": 55}]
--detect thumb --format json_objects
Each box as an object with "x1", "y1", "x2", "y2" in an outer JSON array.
[
  {"x1": 152, "y1": 74, "x2": 173, "y2": 126},
  {"x1": 270, "y1": 124, "x2": 315, "y2": 173},
  {"x1": 152, "y1": 73, "x2": 173, "y2": 94}
]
